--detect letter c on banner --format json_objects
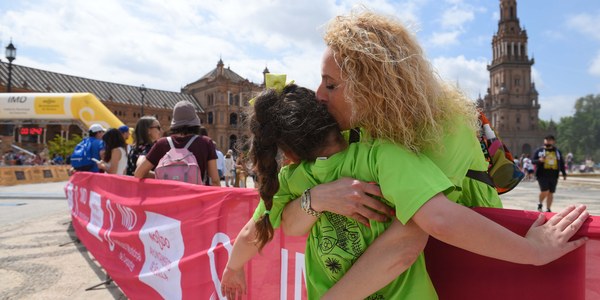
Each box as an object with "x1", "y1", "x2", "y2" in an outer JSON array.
[{"x1": 207, "y1": 232, "x2": 233, "y2": 300}]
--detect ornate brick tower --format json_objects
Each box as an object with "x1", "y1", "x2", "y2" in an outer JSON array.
[{"x1": 479, "y1": 0, "x2": 543, "y2": 155}]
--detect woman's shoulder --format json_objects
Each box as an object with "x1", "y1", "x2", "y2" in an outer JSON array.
[
  {"x1": 357, "y1": 138, "x2": 413, "y2": 155},
  {"x1": 154, "y1": 137, "x2": 169, "y2": 145}
]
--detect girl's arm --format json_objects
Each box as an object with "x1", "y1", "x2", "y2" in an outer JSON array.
[
  {"x1": 135, "y1": 155, "x2": 155, "y2": 178},
  {"x1": 280, "y1": 192, "x2": 319, "y2": 236},
  {"x1": 221, "y1": 219, "x2": 261, "y2": 300},
  {"x1": 322, "y1": 219, "x2": 428, "y2": 300},
  {"x1": 134, "y1": 159, "x2": 154, "y2": 179}
]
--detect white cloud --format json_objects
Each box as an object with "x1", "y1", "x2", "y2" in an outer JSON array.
[
  {"x1": 589, "y1": 51, "x2": 600, "y2": 76},
  {"x1": 531, "y1": 67, "x2": 544, "y2": 90},
  {"x1": 0, "y1": 0, "x2": 428, "y2": 92},
  {"x1": 431, "y1": 55, "x2": 488, "y2": 99},
  {"x1": 427, "y1": 3, "x2": 477, "y2": 47},
  {"x1": 440, "y1": 6, "x2": 474, "y2": 28},
  {"x1": 429, "y1": 31, "x2": 461, "y2": 47},
  {"x1": 0, "y1": 0, "x2": 341, "y2": 91},
  {"x1": 566, "y1": 12, "x2": 600, "y2": 41},
  {"x1": 538, "y1": 95, "x2": 577, "y2": 121}
]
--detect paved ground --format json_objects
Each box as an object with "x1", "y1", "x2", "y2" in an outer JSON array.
[{"x1": 0, "y1": 175, "x2": 598, "y2": 299}]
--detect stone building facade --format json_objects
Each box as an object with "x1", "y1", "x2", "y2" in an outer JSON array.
[
  {"x1": 182, "y1": 59, "x2": 265, "y2": 152},
  {"x1": 478, "y1": 0, "x2": 544, "y2": 155},
  {"x1": 0, "y1": 58, "x2": 268, "y2": 157},
  {"x1": 0, "y1": 61, "x2": 199, "y2": 155}
]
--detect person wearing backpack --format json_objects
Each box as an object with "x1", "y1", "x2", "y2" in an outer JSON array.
[
  {"x1": 70, "y1": 123, "x2": 106, "y2": 172},
  {"x1": 533, "y1": 135, "x2": 567, "y2": 212},
  {"x1": 134, "y1": 101, "x2": 220, "y2": 186}
]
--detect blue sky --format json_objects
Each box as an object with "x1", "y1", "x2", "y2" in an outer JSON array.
[{"x1": 1, "y1": 0, "x2": 599, "y2": 121}]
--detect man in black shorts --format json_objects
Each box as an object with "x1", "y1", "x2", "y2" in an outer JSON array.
[{"x1": 532, "y1": 135, "x2": 567, "y2": 212}]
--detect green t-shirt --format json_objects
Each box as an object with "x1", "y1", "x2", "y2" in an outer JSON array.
[
  {"x1": 342, "y1": 119, "x2": 501, "y2": 209},
  {"x1": 421, "y1": 115, "x2": 502, "y2": 208},
  {"x1": 253, "y1": 139, "x2": 453, "y2": 299}
]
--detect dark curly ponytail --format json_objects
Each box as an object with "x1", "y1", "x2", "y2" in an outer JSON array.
[{"x1": 248, "y1": 84, "x2": 341, "y2": 250}]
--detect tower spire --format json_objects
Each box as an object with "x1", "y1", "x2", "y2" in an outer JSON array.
[{"x1": 483, "y1": 0, "x2": 540, "y2": 155}]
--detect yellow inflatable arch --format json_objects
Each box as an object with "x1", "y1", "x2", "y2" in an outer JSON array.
[{"x1": 0, "y1": 93, "x2": 132, "y2": 143}]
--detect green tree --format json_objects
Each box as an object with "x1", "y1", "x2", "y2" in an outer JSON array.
[
  {"x1": 557, "y1": 94, "x2": 600, "y2": 162},
  {"x1": 47, "y1": 133, "x2": 82, "y2": 160}
]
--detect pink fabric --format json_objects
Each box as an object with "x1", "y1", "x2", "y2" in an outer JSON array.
[{"x1": 66, "y1": 173, "x2": 599, "y2": 299}]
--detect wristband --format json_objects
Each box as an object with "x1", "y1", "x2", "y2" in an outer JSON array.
[{"x1": 300, "y1": 188, "x2": 321, "y2": 218}]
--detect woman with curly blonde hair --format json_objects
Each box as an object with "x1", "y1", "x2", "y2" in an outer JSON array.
[{"x1": 276, "y1": 9, "x2": 588, "y2": 299}]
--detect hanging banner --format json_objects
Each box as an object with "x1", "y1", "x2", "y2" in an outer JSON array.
[{"x1": 65, "y1": 173, "x2": 600, "y2": 299}]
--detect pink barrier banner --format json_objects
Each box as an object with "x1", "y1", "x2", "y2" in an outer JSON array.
[
  {"x1": 66, "y1": 172, "x2": 307, "y2": 299},
  {"x1": 66, "y1": 172, "x2": 600, "y2": 299}
]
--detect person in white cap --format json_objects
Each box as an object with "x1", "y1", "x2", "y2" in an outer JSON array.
[{"x1": 71, "y1": 123, "x2": 106, "y2": 172}]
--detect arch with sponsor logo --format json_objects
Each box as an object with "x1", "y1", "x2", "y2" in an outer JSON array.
[
  {"x1": 0, "y1": 93, "x2": 132, "y2": 148},
  {"x1": 0, "y1": 93, "x2": 125, "y2": 132}
]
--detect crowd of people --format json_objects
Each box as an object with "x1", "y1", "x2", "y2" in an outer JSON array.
[
  {"x1": 65, "y1": 99, "x2": 252, "y2": 188},
  {"x1": 518, "y1": 150, "x2": 596, "y2": 178}
]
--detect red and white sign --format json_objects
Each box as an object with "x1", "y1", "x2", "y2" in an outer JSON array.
[{"x1": 66, "y1": 173, "x2": 600, "y2": 300}]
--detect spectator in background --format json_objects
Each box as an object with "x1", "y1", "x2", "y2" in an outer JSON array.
[
  {"x1": 235, "y1": 152, "x2": 248, "y2": 187},
  {"x1": 566, "y1": 152, "x2": 574, "y2": 173},
  {"x1": 72, "y1": 124, "x2": 105, "y2": 172},
  {"x1": 135, "y1": 101, "x2": 220, "y2": 186},
  {"x1": 32, "y1": 151, "x2": 43, "y2": 165},
  {"x1": 533, "y1": 135, "x2": 567, "y2": 212},
  {"x1": 119, "y1": 125, "x2": 132, "y2": 153},
  {"x1": 200, "y1": 126, "x2": 209, "y2": 137},
  {"x1": 127, "y1": 116, "x2": 162, "y2": 176},
  {"x1": 224, "y1": 150, "x2": 235, "y2": 187},
  {"x1": 3, "y1": 150, "x2": 16, "y2": 165},
  {"x1": 215, "y1": 141, "x2": 225, "y2": 182},
  {"x1": 585, "y1": 157, "x2": 595, "y2": 173},
  {"x1": 97, "y1": 128, "x2": 128, "y2": 175},
  {"x1": 522, "y1": 153, "x2": 534, "y2": 181},
  {"x1": 52, "y1": 153, "x2": 65, "y2": 165}
]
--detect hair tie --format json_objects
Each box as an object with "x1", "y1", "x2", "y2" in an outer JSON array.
[
  {"x1": 263, "y1": 210, "x2": 271, "y2": 216},
  {"x1": 249, "y1": 73, "x2": 295, "y2": 106}
]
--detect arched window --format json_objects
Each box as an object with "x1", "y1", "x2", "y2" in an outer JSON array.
[
  {"x1": 208, "y1": 112, "x2": 214, "y2": 124},
  {"x1": 229, "y1": 135, "x2": 238, "y2": 152},
  {"x1": 229, "y1": 113, "x2": 238, "y2": 125}
]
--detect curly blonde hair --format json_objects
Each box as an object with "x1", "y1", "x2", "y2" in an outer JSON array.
[{"x1": 323, "y1": 10, "x2": 478, "y2": 152}]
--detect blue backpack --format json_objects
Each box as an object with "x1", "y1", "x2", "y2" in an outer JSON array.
[{"x1": 71, "y1": 138, "x2": 93, "y2": 168}]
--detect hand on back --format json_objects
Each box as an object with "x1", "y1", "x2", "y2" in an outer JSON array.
[{"x1": 310, "y1": 177, "x2": 393, "y2": 226}]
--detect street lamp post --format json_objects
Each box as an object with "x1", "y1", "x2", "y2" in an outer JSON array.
[
  {"x1": 139, "y1": 84, "x2": 147, "y2": 116},
  {"x1": 5, "y1": 41, "x2": 17, "y2": 92}
]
